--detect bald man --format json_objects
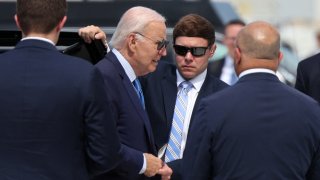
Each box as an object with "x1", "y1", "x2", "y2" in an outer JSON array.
[{"x1": 181, "y1": 21, "x2": 320, "y2": 180}]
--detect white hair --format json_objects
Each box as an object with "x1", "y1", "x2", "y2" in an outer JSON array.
[{"x1": 110, "y1": 6, "x2": 166, "y2": 49}]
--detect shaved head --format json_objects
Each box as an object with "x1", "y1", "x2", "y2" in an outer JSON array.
[{"x1": 236, "y1": 21, "x2": 280, "y2": 60}]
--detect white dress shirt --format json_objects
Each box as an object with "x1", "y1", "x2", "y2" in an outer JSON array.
[
  {"x1": 238, "y1": 68, "x2": 277, "y2": 79},
  {"x1": 220, "y1": 55, "x2": 238, "y2": 85},
  {"x1": 21, "y1": 37, "x2": 55, "y2": 45},
  {"x1": 176, "y1": 69, "x2": 206, "y2": 158},
  {"x1": 158, "y1": 69, "x2": 207, "y2": 159}
]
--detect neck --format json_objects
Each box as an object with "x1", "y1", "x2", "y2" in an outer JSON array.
[
  {"x1": 23, "y1": 31, "x2": 59, "y2": 45},
  {"x1": 118, "y1": 48, "x2": 144, "y2": 76}
]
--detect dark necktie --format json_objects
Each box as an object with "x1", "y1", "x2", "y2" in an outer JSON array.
[{"x1": 133, "y1": 78, "x2": 145, "y2": 109}]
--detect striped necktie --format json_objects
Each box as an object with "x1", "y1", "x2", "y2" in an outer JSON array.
[{"x1": 165, "y1": 81, "x2": 193, "y2": 162}]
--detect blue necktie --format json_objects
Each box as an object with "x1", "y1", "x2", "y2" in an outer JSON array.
[
  {"x1": 133, "y1": 79, "x2": 145, "y2": 109},
  {"x1": 165, "y1": 81, "x2": 192, "y2": 162}
]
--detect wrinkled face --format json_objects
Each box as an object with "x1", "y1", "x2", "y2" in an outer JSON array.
[
  {"x1": 223, "y1": 24, "x2": 244, "y2": 59},
  {"x1": 133, "y1": 21, "x2": 167, "y2": 76},
  {"x1": 174, "y1": 36, "x2": 216, "y2": 80}
]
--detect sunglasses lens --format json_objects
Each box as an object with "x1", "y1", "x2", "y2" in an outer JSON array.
[
  {"x1": 174, "y1": 45, "x2": 188, "y2": 56},
  {"x1": 192, "y1": 47, "x2": 207, "y2": 57}
]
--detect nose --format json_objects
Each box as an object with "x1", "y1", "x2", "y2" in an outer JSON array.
[
  {"x1": 159, "y1": 47, "x2": 167, "y2": 56},
  {"x1": 184, "y1": 51, "x2": 194, "y2": 61}
]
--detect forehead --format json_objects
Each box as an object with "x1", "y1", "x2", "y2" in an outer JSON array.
[
  {"x1": 225, "y1": 24, "x2": 244, "y2": 35},
  {"x1": 175, "y1": 36, "x2": 209, "y2": 46},
  {"x1": 143, "y1": 21, "x2": 167, "y2": 38}
]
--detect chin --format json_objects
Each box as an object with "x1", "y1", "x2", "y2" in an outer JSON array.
[
  {"x1": 181, "y1": 72, "x2": 195, "y2": 80},
  {"x1": 148, "y1": 66, "x2": 157, "y2": 73}
]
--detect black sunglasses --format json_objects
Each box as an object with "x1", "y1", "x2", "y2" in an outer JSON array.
[
  {"x1": 173, "y1": 45, "x2": 209, "y2": 57},
  {"x1": 135, "y1": 32, "x2": 169, "y2": 50}
]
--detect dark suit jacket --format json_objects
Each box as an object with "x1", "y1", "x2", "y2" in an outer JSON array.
[
  {"x1": 94, "y1": 51, "x2": 156, "y2": 180},
  {"x1": 182, "y1": 72, "x2": 320, "y2": 180},
  {"x1": 295, "y1": 53, "x2": 320, "y2": 103},
  {"x1": 141, "y1": 61, "x2": 228, "y2": 179},
  {"x1": 207, "y1": 57, "x2": 225, "y2": 78},
  {"x1": 0, "y1": 39, "x2": 120, "y2": 180}
]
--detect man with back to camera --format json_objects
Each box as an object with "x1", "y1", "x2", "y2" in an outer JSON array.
[
  {"x1": 182, "y1": 21, "x2": 320, "y2": 180},
  {"x1": 78, "y1": 13, "x2": 228, "y2": 179},
  {"x1": 208, "y1": 19, "x2": 245, "y2": 85},
  {"x1": 0, "y1": 0, "x2": 121, "y2": 179},
  {"x1": 79, "y1": 6, "x2": 172, "y2": 180}
]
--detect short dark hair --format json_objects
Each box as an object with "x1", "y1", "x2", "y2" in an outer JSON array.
[
  {"x1": 225, "y1": 19, "x2": 246, "y2": 28},
  {"x1": 173, "y1": 14, "x2": 215, "y2": 46},
  {"x1": 16, "y1": 0, "x2": 67, "y2": 35}
]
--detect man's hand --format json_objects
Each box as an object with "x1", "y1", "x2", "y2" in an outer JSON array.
[
  {"x1": 158, "y1": 163, "x2": 172, "y2": 180},
  {"x1": 144, "y1": 153, "x2": 162, "y2": 177},
  {"x1": 78, "y1": 25, "x2": 107, "y2": 44}
]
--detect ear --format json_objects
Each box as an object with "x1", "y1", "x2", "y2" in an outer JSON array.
[
  {"x1": 128, "y1": 33, "x2": 137, "y2": 51},
  {"x1": 234, "y1": 47, "x2": 241, "y2": 65},
  {"x1": 56, "y1": 16, "x2": 67, "y2": 32},
  {"x1": 14, "y1": 14, "x2": 21, "y2": 30},
  {"x1": 208, "y1": 44, "x2": 217, "y2": 57},
  {"x1": 275, "y1": 51, "x2": 283, "y2": 67},
  {"x1": 278, "y1": 51, "x2": 283, "y2": 62}
]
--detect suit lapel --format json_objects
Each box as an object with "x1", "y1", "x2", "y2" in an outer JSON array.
[
  {"x1": 161, "y1": 69, "x2": 178, "y2": 129},
  {"x1": 190, "y1": 74, "x2": 215, "y2": 126},
  {"x1": 108, "y1": 53, "x2": 155, "y2": 150}
]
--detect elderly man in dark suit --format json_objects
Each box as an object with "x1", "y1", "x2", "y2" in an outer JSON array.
[
  {"x1": 79, "y1": 6, "x2": 172, "y2": 180},
  {"x1": 0, "y1": 0, "x2": 121, "y2": 179},
  {"x1": 182, "y1": 21, "x2": 320, "y2": 180},
  {"x1": 295, "y1": 52, "x2": 320, "y2": 103}
]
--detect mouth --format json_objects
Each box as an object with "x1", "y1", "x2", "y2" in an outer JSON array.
[
  {"x1": 152, "y1": 59, "x2": 159, "y2": 65},
  {"x1": 181, "y1": 65, "x2": 194, "y2": 70}
]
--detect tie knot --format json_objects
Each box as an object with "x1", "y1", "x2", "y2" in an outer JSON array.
[{"x1": 179, "y1": 81, "x2": 193, "y2": 93}]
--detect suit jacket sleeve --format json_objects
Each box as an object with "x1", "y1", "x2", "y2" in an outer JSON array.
[
  {"x1": 84, "y1": 68, "x2": 121, "y2": 176},
  {"x1": 306, "y1": 145, "x2": 320, "y2": 180},
  {"x1": 101, "y1": 70, "x2": 144, "y2": 175},
  {"x1": 117, "y1": 144, "x2": 144, "y2": 174},
  {"x1": 181, "y1": 100, "x2": 213, "y2": 180},
  {"x1": 295, "y1": 62, "x2": 308, "y2": 94}
]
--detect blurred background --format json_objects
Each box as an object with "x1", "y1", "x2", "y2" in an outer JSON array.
[
  {"x1": 1, "y1": 0, "x2": 319, "y2": 86},
  {"x1": 2, "y1": 0, "x2": 319, "y2": 59},
  {"x1": 216, "y1": 0, "x2": 320, "y2": 60}
]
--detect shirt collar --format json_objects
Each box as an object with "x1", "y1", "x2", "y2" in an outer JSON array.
[
  {"x1": 21, "y1": 37, "x2": 55, "y2": 45},
  {"x1": 225, "y1": 55, "x2": 234, "y2": 66},
  {"x1": 239, "y1": 68, "x2": 276, "y2": 78},
  {"x1": 176, "y1": 69, "x2": 207, "y2": 93},
  {"x1": 112, "y1": 48, "x2": 137, "y2": 82}
]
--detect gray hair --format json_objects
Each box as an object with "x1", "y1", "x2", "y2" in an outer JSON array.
[{"x1": 110, "y1": 6, "x2": 166, "y2": 49}]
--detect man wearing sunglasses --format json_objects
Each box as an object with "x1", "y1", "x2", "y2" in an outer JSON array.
[
  {"x1": 79, "y1": 6, "x2": 172, "y2": 180},
  {"x1": 141, "y1": 14, "x2": 229, "y2": 179}
]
